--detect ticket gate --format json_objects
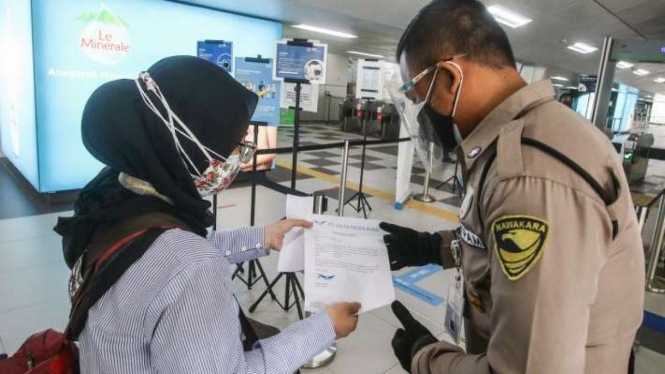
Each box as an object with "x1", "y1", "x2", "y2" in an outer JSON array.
[{"x1": 622, "y1": 133, "x2": 654, "y2": 182}]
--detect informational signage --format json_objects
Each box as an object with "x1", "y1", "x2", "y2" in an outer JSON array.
[
  {"x1": 578, "y1": 75, "x2": 598, "y2": 93},
  {"x1": 197, "y1": 40, "x2": 234, "y2": 73},
  {"x1": 19, "y1": 0, "x2": 280, "y2": 192},
  {"x1": 235, "y1": 57, "x2": 280, "y2": 125},
  {"x1": 612, "y1": 39, "x2": 665, "y2": 63},
  {"x1": 242, "y1": 125, "x2": 278, "y2": 171},
  {"x1": 274, "y1": 40, "x2": 328, "y2": 84},
  {"x1": 280, "y1": 108, "x2": 295, "y2": 125},
  {"x1": 355, "y1": 59, "x2": 382, "y2": 100},
  {"x1": 280, "y1": 82, "x2": 319, "y2": 113},
  {"x1": 0, "y1": 0, "x2": 39, "y2": 187}
]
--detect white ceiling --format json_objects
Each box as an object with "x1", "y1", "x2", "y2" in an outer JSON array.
[{"x1": 179, "y1": 0, "x2": 665, "y2": 97}]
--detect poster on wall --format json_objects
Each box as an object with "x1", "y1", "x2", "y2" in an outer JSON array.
[
  {"x1": 234, "y1": 57, "x2": 280, "y2": 171},
  {"x1": 241, "y1": 125, "x2": 278, "y2": 171},
  {"x1": 26, "y1": 0, "x2": 281, "y2": 192},
  {"x1": 234, "y1": 57, "x2": 281, "y2": 125},
  {"x1": 355, "y1": 59, "x2": 382, "y2": 100},
  {"x1": 197, "y1": 40, "x2": 234, "y2": 74},
  {"x1": 274, "y1": 40, "x2": 328, "y2": 84},
  {"x1": 380, "y1": 61, "x2": 401, "y2": 102},
  {"x1": 578, "y1": 75, "x2": 598, "y2": 93},
  {"x1": 280, "y1": 82, "x2": 319, "y2": 113}
]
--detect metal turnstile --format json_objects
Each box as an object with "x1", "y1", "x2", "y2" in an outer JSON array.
[{"x1": 622, "y1": 133, "x2": 654, "y2": 183}]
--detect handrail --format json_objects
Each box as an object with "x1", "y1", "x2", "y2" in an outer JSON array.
[
  {"x1": 644, "y1": 187, "x2": 665, "y2": 209},
  {"x1": 255, "y1": 137, "x2": 410, "y2": 156}
]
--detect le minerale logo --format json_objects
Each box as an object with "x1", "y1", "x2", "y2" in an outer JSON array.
[{"x1": 78, "y1": 3, "x2": 130, "y2": 65}]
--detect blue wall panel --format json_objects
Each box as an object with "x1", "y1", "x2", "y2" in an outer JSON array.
[
  {"x1": 0, "y1": 0, "x2": 39, "y2": 188},
  {"x1": 31, "y1": 0, "x2": 281, "y2": 191}
]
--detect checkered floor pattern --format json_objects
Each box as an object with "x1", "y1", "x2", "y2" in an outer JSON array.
[
  {"x1": 268, "y1": 122, "x2": 665, "y2": 210},
  {"x1": 270, "y1": 122, "x2": 465, "y2": 211}
]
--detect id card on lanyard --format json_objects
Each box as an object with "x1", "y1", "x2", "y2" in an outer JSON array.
[{"x1": 444, "y1": 239, "x2": 464, "y2": 344}]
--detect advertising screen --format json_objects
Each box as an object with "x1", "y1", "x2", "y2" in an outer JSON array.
[
  {"x1": 30, "y1": 0, "x2": 281, "y2": 192},
  {"x1": 0, "y1": 0, "x2": 39, "y2": 188},
  {"x1": 274, "y1": 41, "x2": 328, "y2": 84}
]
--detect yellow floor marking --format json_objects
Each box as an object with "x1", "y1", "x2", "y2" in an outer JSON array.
[{"x1": 276, "y1": 159, "x2": 459, "y2": 223}]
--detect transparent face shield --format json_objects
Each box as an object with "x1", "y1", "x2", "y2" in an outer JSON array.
[
  {"x1": 135, "y1": 72, "x2": 256, "y2": 197},
  {"x1": 386, "y1": 67, "x2": 444, "y2": 172}
]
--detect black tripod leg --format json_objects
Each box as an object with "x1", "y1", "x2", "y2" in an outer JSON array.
[
  {"x1": 232, "y1": 263, "x2": 246, "y2": 280},
  {"x1": 360, "y1": 196, "x2": 368, "y2": 219},
  {"x1": 285, "y1": 274, "x2": 291, "y2": 309},
  {"x1": 249, "y1": 273, "x2": 283, "y2": 313},
  {"x1": 247, "y1": 261, "x2": 256, "y2": 290},
  {"x1": 232, "y1": 265, "x2": 243, "y2": 280},
  {"x1": 363, "y1": 193, "x2": 373, "y2": 211},
  {"x1": 290, "y1": 276, "x2": 304, "y2": 320},
  {"x1": 294, "y1": 273, "x2": 305, "y2": 299},
  {"x1": 254, "y1": 260, "x2": 277, "y2": 301}
]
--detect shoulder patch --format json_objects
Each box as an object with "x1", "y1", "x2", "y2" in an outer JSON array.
[{"x1": 492, "y1": 215, "x2": 549, "y2": 281}]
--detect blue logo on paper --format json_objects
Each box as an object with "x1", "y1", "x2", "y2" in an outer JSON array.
[
  {"x1": 313, "y1": 220, "x2": 327, "y2": 225},
  {"x1": 317, "y1": 273, "x2": 335, "y2": 281}
]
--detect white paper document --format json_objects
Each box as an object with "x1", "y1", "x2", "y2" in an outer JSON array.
[
  {"x1": 277, "y1": 195, "x2": 314, "y2": 272},
  {"x1": 304, "y1": 214, "x2": 395, "y2": 313}
]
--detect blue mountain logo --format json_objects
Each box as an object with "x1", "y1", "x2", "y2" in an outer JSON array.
[{"x1": 317, "y1": 273, "x2": 335, "y2": 281}]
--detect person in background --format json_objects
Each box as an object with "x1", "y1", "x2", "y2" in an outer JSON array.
[
  {"x1": 55, "y1": 56, "x2": 360, "y2": 374},
  {"x1": 237, "y1": 125, "x2": 277, "y2": 180},
  {"x1": 559, "y1": 92, "x2": 574, "y2": 108},
  {"x1": 381, "y1": 1, "x2": 643, "y2": 373}
]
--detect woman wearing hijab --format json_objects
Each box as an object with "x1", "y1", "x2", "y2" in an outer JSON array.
[{"x1": 54, "y1": 56, "x2": 360, "y2": 373}]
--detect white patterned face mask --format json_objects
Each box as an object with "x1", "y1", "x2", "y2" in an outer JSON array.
[{"x1": 135, "y1": 72, "x2": 255, "y2": 197}]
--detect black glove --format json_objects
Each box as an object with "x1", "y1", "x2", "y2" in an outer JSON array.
[
  {"x1": 391, "y1": 301, "x2": 438, "y2": 372},
  {"x1": 380, "y1": 222, "x2": 442, "y2": 271}
]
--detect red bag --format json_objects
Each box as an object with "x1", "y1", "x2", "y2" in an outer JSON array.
[
  {"x1": 0, "y1": 227, "x2": 169, "y2": 374},
  {"x1": 0, "y1": 330, "x2": 77, "y2": 374}
]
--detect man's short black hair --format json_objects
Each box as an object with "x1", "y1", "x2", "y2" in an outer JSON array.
[{"x1": 397, "y1": 0, "x2": 517, "y2": 71}]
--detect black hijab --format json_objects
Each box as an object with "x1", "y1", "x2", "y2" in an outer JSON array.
[{"x1": 55, "y1": 56, "x2": 258, "y2": 268}]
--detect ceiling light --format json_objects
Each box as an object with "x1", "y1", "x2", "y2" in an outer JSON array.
[
  {"x1": 567, "y1": 42, "x2": 598, "y2": 54},
  {"x1": 633, "y1": 69, "x2": 650, "y2": 76},
  {"x1": 487, "y1": 5, "x2": 532, "y2": 28},
  {"x1": 550, "y1": 76, "x2": 569, "y2": 81},
  {"x1": 616, "y1": 61, "x2": 634, "y2": 69},
  {"x1": 348, "y1": 51, "x2": 385, "y2": 59},
  {"x1": 552, "y1": 83, "x2": 564, "y2": 87},
  {"x1": 655, "y1": 77, "x2": 665, "y2": 83},
  {"x1": 292, "y1": 24, "x2": 357, "y2": 38}
]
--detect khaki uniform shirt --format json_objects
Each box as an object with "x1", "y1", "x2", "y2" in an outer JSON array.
[{"x1": 414, "y1": 80, "x2": 645, "y2": 374}]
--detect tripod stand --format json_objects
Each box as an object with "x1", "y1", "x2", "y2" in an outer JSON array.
[
  {"x1": 344, "y1": 102, "x2": 373, "y2": 218},
  {"x1": 229, "y1": 120, "x2": 276, "y2": 295},
  {"x1": 249, "y1": 271, "x2": 305, "y2": 319},
  {"x1": 246, "y1": 73, "x2": 309, "y2": 319},
  {"x1": 436, "y1": 158, "x2": 464, "y2": 195}
]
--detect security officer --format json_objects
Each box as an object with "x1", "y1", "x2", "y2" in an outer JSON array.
[{"x1": 381, "y1": 1, "x2": 645, "y2": 373}]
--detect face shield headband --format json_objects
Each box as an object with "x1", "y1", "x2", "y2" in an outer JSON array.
[{"x1": 386, "y1": 55, "x2": 465, "y2": 171}]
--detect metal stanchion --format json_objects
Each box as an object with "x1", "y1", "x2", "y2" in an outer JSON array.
[
  {"x1": 414, "y1": 142, "x2": 436, "y2": 203},
  {"x1": 646, "y1": 196, "x2": 665, "y2": 293},
  {"x1": 302, "y1": 193, "x2": 337, "y2": 369},
  {"x1": 337, "y1": 140, "x2": 351, "y2": 216},
  {"x1": 637, "y1": 206, "x2": 648, "y2": 234}
]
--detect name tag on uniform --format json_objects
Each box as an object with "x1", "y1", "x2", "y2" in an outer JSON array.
[{"x1": 457, "y1": 224, "x2": 485, "y2": 250}]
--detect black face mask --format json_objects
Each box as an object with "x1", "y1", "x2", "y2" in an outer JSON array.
[
  {"x1": 419, "y1": 103, "x2": 458, "y2": 151},
  {"x1": 416, "y1": 64, "x2": 463, "y2": 152}
]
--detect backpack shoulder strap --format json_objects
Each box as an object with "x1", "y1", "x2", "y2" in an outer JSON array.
[{"x1": 67, "y1": 226, "x2": 179, "y2": 339}]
